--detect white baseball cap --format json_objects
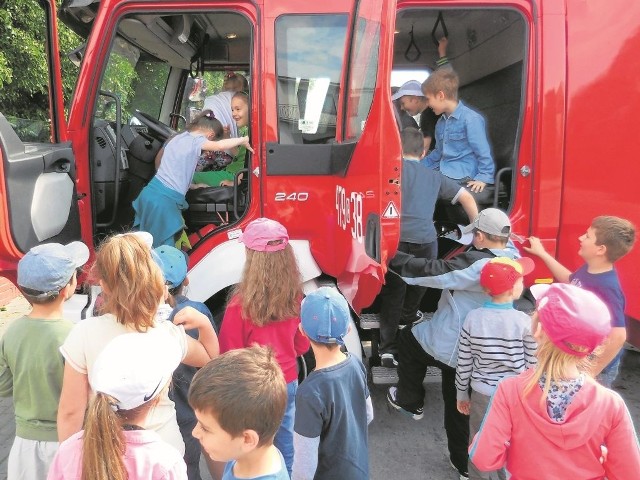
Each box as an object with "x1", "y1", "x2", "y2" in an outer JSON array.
[
  {"x1": 391, "y1": 80, "x2": 425, "y2": 100},
  {"x1": 91, "y1": 331, "x2": 182, "y2": 411}
]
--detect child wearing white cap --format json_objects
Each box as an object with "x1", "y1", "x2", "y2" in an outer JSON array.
[
  {"x1": 470, "y1": 283, "x2": 640, "y2": 479},
  {"x1": 0, "y1": 241, "x2": 89, "y2": 480},
  {"x1": 57, "y1": 233, "x2": 219, "y2": 455},
  {"x1": 48, "y1": 332, "x2": 188, "y2": 479}
]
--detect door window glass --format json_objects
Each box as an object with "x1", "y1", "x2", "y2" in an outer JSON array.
[{"x1": 275, "y1": 15, "x2": 348, "y2": 144}]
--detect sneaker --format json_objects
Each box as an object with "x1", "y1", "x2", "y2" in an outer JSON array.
[
  {"x1": 449, "y1": 460, "x2": 469, "y2": 480},
  {"x1": 380, "y1": 353, "x2": 398, "y2": 368},
  {"x1": 386, "y1": 387, "x2": 424, "y2": 420}
]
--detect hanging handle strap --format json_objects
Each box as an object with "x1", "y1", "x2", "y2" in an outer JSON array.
[
  {"x1": 431, "y1": 11, "x2": 449, "y2": 46},
  {"x1": 404, "y1": 25, "x2": 421, "y2": 63}
]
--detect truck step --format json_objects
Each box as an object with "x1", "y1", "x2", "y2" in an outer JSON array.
[
  {"x1": 371, "y1": 365, "x2": 442, "y2": 385},
  {"x1": 359, "y1": 311, "x2": 433, "y2": 330}
]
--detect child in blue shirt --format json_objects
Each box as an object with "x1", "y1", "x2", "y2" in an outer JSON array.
[
  {"x1": 420, "y1": 69, "x2": 495, "y2": 197},
  {"x1": 524, "y1": 215, "x2": 636, "y2": 387},
  {"x1": 189, "y1": 346, "x2": 289, "y2": 480}
]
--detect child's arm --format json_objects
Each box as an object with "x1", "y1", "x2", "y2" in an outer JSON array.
[
  {"x1": 218, "y1": 301, "x2": 247, "y2": 353},
  {"x1": 0, "y1": 342, "x2": 13, "y2": 397},
  {"x1": 601, "y1": 398, "x2": 640, "y2": 480},
  {"x1": 455, "y1": 320, "x2": 474, "y2": 413},
  {"x1": 174, "y1": 306, "x2": 219, "y2": 366},
  {"x1": 590, "y1": 327, "x2": 626, "y2": 377},
  {"x1": 202, "y1": 136, "x2": 253, "y2": 154},
  {"x1": 292, "y1": 433, "x2": 320, "y2": 480},
  {"x1": 366, "y1": 395, "x2": 374, "y2": 424},
  {"x1": 465, "y1": 115, "x2": 495, "y2": 192},
  {"x1": 522, "y1": 236, "x2": 572, "y2": 282},
  {"x1": 57, "y1": 363, "x2": 90, "y2": 442}
]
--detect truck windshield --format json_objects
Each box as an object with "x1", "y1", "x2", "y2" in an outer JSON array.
[{"x1": 97, "y1": 37, "x2": 170, "y2": 125}]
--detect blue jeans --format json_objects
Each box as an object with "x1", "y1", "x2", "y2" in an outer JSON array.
[
  {"x1": 597, "y1": 350, "x2": 623, "y2": 388},
  {"x1": 274, "y1": 380, "x2": 297, "y2": 477}
]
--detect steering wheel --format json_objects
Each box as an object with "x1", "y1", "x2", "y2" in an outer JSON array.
[{"x1": 132, "y1": 110, "x2": 176, "y2": 141}]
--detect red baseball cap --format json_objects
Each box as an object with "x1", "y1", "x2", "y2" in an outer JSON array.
[
  {"x1": 530, "y1": 283, "x2": 611, "y2": 357},
  {"x1": 239, "y1": 217, "x2": 289, "y2": 252},
  {"x1": 480, "y1": 256, "x2": 535, "y2": 296}
]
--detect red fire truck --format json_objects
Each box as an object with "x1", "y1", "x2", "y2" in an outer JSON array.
[{"x1": 1, "y1": 0, "x2": 639, "y2": 349}]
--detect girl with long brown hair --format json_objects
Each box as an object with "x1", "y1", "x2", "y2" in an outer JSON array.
[
  {"x1": 218, "y1": 218, "x2": 310, "y2": 476},
  {"x1": 49, "y1": 332, "x2": 187, "y2": 479},
  {"x1": 56, "y1": 232, "x2": 219, "y2": 455}
]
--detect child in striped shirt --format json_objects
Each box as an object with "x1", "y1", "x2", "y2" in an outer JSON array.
[{"x1": 455, "y1": 257, "x2": 537, "y2": 480}]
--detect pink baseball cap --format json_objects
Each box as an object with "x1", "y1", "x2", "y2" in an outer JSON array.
[
  {"x1": 530, "y1": 283, "x2": 611, "y2": 357},
  {"x1": 239, "y1": 217, "x2": 289, "y2": 252},
  {"x1": 480, "y1": 256, "x2": 535, "y2": 296}
]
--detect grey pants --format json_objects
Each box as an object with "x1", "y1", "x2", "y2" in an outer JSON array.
[{"x1": 469, "y1": 391, "x2": 507, "y2": 480}]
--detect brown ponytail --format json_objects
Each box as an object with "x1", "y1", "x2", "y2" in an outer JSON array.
[{"x1": 81, "y1": 393, "x2": 127, "y2": 480}]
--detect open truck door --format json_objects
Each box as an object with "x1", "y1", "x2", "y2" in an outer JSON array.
[
  {"x1": 0, "y1": 0, "x2": 82, "y2": 283},
  {"x1": 263, "y1": 0, "x2": 400, "y2": 311}
]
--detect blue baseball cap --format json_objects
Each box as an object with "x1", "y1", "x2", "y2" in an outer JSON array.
[
  {"x1": 17, "y1": 241, "x2": 90, "y2": 295},
  {"x1": 301, "y1": 287, "x2": 350, "y2": 345},
  {"x1": 153, "y1": 246, "x2": 188, "y2": 289}
]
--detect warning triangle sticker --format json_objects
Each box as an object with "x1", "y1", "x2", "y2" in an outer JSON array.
[{"x1": 382, "y1": 201, "x2": 400, "y2": 219}]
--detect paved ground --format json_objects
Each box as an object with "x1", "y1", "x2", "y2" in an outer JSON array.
[{"x1": 0, "y1": 296, "x2": 638, "y2": 479}]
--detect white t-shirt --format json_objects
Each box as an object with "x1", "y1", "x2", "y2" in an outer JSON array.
[
  {"x1": 156, "y1": 131, "x2": 208, "y2": 195},
  {"x1": 60, "y1": 311, "x2": 188, "y2": 455}
]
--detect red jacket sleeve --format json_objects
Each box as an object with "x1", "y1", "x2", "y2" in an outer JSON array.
[
  {"x1": 218, "y1": 298, "x2": 248, "y2": 353},
  {"x1": 603, "y1": 397, "x2": 640, "y2": 480},
  {"x1": 469, "y1": 383, "x2": 511, "y2": 472},
  {"x1": 293, "y1": 320, "x2": 310, "y2": 356}
]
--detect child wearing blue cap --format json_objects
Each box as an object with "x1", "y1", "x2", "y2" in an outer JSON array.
[
  {"x1": 154, "y1": 245, "x2": 214, "y2": 480},
  {"x1": 292, "y1": 287, "x2": 373, "y2": 480},
  {"x1": 0, "y1": 241, "x2": 89, "y2": 480}
]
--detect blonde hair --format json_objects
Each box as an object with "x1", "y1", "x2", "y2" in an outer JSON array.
[
  {"x1": 82, "y1": 393, "x2": 154, "y2": 480},
  {"x1": 422, "y1": 69, "x2": 459, "y2": 100},
  {"x1": 524, "y1": 334, "x2": 593, "y2": 405},
  {"x1": 92, "y1": 234, "x2": 165, "y2": 331},
  {"x1": 232, "y1": 245, "x2": 303, "y2": 327}
]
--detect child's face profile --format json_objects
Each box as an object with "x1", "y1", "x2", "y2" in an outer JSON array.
[
  {"x1": 399, "y1": 96, "x2": 422, "y2": 116},
  {"x1": 425, "y1": 92, "x2": 446, "y2": 115},
  {"x1": 192, "y1": 409, "x2": 245, "y2": 462},
  {"x1": 231, "y1": 97, "x2": 249, "y2": 128},
  {"x1": 578, "y1": 226, "x2": 604, "y2": 261}
]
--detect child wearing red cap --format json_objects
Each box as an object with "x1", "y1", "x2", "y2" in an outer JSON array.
[
  {"x1": 455, "y1": 257, "x2": 537, "y2": 480},
  {"x1": 218, "y1": 217, "x2": 310, "y2": 477},
  {"x1": 470, "y1": 283, "x2": 640, "y2": 479}
]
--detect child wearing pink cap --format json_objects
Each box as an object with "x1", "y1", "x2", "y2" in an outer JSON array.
[
  {"x1": 217, "y1": 218, "x2": 310, "y2": 477},
  {"x1": 455, "y1": 257, "x2": 537, "y2": 480},
  {"x1": 470, "y1": 283, "x2": 640, "y2": 480}
]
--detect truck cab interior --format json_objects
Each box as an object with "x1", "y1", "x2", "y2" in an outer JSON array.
[
  {"x1": 391, "y1": 7, "x2": 527, "y2": 214},
  {"x1": 61, "y1": 2, "x2": 254, "y2": 244},
  {"x1": 59, "y1": 2, "x2": 526, "y2": 247}
]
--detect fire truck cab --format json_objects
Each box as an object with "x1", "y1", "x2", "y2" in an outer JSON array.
[{"x1": 1, "y1": 0, "x2": 639, "y2": 346}]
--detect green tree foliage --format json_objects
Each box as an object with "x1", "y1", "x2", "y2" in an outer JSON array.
[{"x1": 0, "y1": 0, "x2": 82, "y2": 121}]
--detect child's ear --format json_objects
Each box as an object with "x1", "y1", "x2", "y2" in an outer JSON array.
[
  {"x1": 242, "y1": 429, "x2": 260, "y2": 451},
  {"x1": 298, "y1": 324, "x2": 308, "y2": 338},
  {"x1": 183, "y1": 277, "x2": 190, "y2": 287},
  {"x1": 596, "y1": 243, "x2": 608, "y2": 258}
]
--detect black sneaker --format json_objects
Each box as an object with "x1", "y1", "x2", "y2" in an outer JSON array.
[
  {"x1": 449, "y1": 460, "x2": 469, "y2": 480},
  {"x1": 386, "y1": 387, "x2": 424, "y2": 420},
  {"x1": 380, "y1": 353, "x2": 398, "y2": 368}
]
